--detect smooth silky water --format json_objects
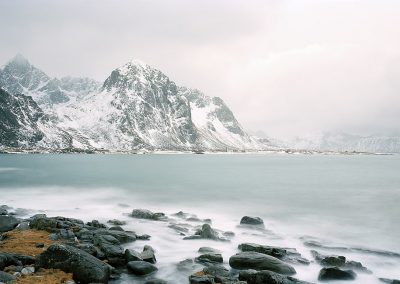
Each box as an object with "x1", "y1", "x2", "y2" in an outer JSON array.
[{"x1": 0, "y1": 154, "x2": 399, "y2": 283}]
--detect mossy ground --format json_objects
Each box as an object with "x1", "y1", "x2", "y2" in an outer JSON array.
[
  {"x1": 0, "y1": 229, "x2": 54, "y2": 257},
  {"x1": 1, "y1": 229, "x2": 73, "y2": 283}
]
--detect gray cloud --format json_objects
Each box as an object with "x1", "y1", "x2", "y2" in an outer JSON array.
[{"x1": 1, "y1": 0, "x2": 399, "y2": 138}]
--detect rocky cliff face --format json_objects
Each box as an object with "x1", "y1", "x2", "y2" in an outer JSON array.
[{"x1": 0, "y1": 55, "x2": 264, "y2": 151}]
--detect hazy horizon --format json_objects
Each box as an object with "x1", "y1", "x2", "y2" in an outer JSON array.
[{"x1": 1, "y1": 0, "x2": 399, "y2": 139}]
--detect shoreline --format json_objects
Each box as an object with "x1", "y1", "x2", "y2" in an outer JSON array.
[{"x1": 1, "y1": 206, "x2": 399, "y2": 284}]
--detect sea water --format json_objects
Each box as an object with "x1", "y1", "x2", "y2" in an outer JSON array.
[{"x1": 0, "y1": 153, "x2": 399, "y2": 283}]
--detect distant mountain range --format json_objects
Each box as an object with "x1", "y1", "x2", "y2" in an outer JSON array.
[
  {"x1": 275, "y1": 132, "x2": 400, "y2": 154},
  {"x1": 0, "y1": 54, "x2": 265, "y2": 152}
]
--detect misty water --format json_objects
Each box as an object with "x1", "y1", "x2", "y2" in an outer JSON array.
[{"x1": 1, "y1": 153, "x2": 399, "y2": 283}]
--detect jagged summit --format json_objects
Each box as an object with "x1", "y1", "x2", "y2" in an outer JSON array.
[
  {"x1": 7, "y1": 53, "x2": 31, "y2": 67},
  {"x1": 0, "y1": 55, "x2": 266, "y2": 151}
]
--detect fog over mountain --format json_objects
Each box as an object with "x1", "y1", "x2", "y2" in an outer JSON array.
[{"x1": 1, "y1": 0, "x2": 400, "y2": 148}]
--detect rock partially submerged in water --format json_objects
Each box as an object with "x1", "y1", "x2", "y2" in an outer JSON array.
[
  {"x1": 239, "y1": 269, "x2": 313, "y2": 284},
  {"x1": 184, "y1": 224, "x2": 228, "y2": 241},
  {"x1": 131, "y1": 209, "x2": 166, "y2": 221},
  {"x1": 229, "y1": 251, "x2": 296, "y2": 275},
  {"x1": 190, "y1": 264, "x2": 245, "y2": 284},
  {"x1": 36, "y1": 243, "x2": 111, "y2": 284},
  {"x1": 198, "y1": 247, "x2": 221, "y2": 254},
  {"x1": 195, "y1": 253, "x2": 223, "y2": 264},
  {"x1": 239, "y1": 243, "x2": 310, "y2": 265},
  {"x1": 141, "y1": 245, "x2": 157, "y2": 264},
  {"x1": 107, "y1": 219, "x2": 127, "y2": 226},
  {"x1": 380, "y1": 278, "x2": 400, "y2": 284},
  {"x1": 311, "y1": 250, "x2": 370, "y2": 273},
  {"x1": 240, "y1": 216, "x2": 264, "y2": 226},
  {"x1": 318, "y1": 267, "x2": 356, "y2": 281},
  {"x1": 127, "y1": 260, "x2": 157, "y2": 276},
  {"x1": 0, "y1": 216, "x2": 20, "y2": 233}
]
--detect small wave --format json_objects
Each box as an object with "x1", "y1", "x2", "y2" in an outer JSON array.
[{"x1": 0, "y1": 167, "x2": 19, "y2": 172}]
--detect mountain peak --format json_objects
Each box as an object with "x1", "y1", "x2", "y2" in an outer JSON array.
[{"x1": 8, "y1": 53, "x2": 30, "y2": 67}]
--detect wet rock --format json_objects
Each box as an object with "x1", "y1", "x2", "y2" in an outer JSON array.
[
  {"x1": 131, "y1": 209, "x2": 166, "y2": 221},
  {"x1": 168, "y1": 224, "x2": 190, "y2": 234},
  {"x1": 195, "y1": 253, "x2": 223, "y2": 264},
  {"x1": 198, "y1": 247, "x2": 221, "y2": 254},
  {"x1": 190, "y1": 265, "x2": 244, "y2": 284},
  {"x1": 239, "y1": 269, "x2": 313, "y2": 284},
  {"x1": 0, "y1": 216, "x2": 19, "y2": 232},
  {"x1": 36, "y1": 243, "x2": 111, "y2": 283},
  {"x1": 16, "y1": 221, "x2": 30, "y2": 230},
  {"x1": 0, "y1": 206, "x2": 8, "y2": 215},
  {"x1": 127, "y1": 260, "x2": 158, "y2": 276},
  {"x1": 318, "y1": 267, "x2": 356, "y2": 281},
  {"x1": 303, "y1": 238, "x2": 400, "y2": 258},
  {"x1": 311, "y1": 250, "x2": 369, "y2": 272},
  {"x1": 184, "y1": 224, "x2": 227, "y2": 241},
  {"x1": 0, "y1": 271, "x2": 15, "y2": 283},
  {"x1": 73, "y1": 243, "x2": 105, "y2": 259},
  {"x1": 229, "y1": 251, "x2": 296, "y2": 275},
  {"x1": 177, "y1": 259, "x2": 203, "y2": 272},
  {"x1": 107, "y1": 219, "x2": 127, "y2": 226},
  {"x1": 240, "y1": 216, "x2": 264, "y2": 226},
  {"x1": 94, "y1": 234, "x2": 125, "y2": 266},
  {"x1": 145, "y1": 279, "x2": 168, "y2": 284},
  {"x1": 137, "y1": 234, "x2": 151, "y2": 240},
  {"x1": 29, "y1": 216, "x2": 58, "y2": 232},
  {"x1": 223, "y1": 231, "x2": 235, "y2": 237},
  {"x1": 58, "y1": 229, "x2": 76, "y2": 240},
  {"x1": 380, "y1": 278, "x2": 400, "y2": 284},
  {"x1": 109, "y1": 225, "x2": 124, "y2": 231},
  {"x1": 21, "y1": 266, "x2": 35, "y2": 275},
  {"x1": 0, "y1": 252, "x2": 35, "y2": 270},
  {"x1": 94, "y1": 229, "x2": 136, "y2": 243},
  {"x1": 87, "y1": 220, "x2": 107, "y2": 228},
  {"x1": 239, "y1": 243, "x2": 310, "y2": 265},
  {"x1": 172, "y1": 211, "x2": 189, "y2": 218},
  {"x1": 141, "y1": 245, "x2": 157, "y2": 264},
  {"x1": 125, "y1": 249, "x2": 142, "y2": 262}
]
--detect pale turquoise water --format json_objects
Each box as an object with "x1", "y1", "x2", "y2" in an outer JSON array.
[{"x1": 0, "y1": 153, "x2": 399, "y2": 283}]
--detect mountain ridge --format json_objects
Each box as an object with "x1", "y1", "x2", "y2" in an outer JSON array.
[{"x1": 0, "y1": 55, "x2": 266, "y2": 152}]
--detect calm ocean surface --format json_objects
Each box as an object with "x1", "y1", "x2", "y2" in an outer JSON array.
[{"x1": 0, "y1": 153, "x2": 399, "y2": 283}]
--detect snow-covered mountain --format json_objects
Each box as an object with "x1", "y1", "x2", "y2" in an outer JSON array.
[
  {"x1": 279, "y1": 132, "x2": 400, "y2": 153},
  {"x1": 0, "y1": 55, "x2": 265, "y2": 151}
]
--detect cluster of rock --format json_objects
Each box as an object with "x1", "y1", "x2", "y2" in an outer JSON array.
[
  {"x1": 1, "y1": 207, "x2": 399, "y2": 284},
  {"x1": 0, "y1": 207, "x2": 164, "y2": 284}
]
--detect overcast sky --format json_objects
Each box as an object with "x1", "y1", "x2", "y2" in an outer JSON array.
[{"x1": 1, "y1": 0, "x2": 399, "y2": 138}]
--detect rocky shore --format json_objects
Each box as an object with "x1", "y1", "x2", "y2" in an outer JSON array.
[{"x1": 0, "y1": 205, "x2": 399, "y2": 284}]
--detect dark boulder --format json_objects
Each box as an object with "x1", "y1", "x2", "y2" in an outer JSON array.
[
  {"x1": 199, "y1": 247, "x2": 221, "y2": 254},
  {"x1": 240, "y1": 216, "x2": 264, "y2": 226},
  {"x1": 184, "y1": 224, "x2": 227, "y2": 241},
  {"x1": 131, "y1": 209, "x2": 166, "y2": 221},
  {"x1": 239, "y1": 243, "x2": 310, "y2": 265},
  {"x1": 94, "y1": 228, "x2": 136, "y2": 243},
  {"x1": 0, "y1": 252, "x2": 35, "y2": 270},
  {"x1": 87, "y1": 220, "x2": 107, "y2": 228},
  {"x1": 0, "y1": 215, "x2": 19, "y2": 232},
  {"x1": 195, "y1": 253, "x2": 223, "y2": 264},
  {"x1": 107, "y1": 219, "x2": 127, "y2": 226},
  {"x1": 127, "y1": 260, "x2": 158, "y2": 275},
  {"x1": 29, "y1": 216, "x2": 58, "y2": 232},
  {"x1": 229, "y1": 252, "x2": 296, "y2": 275},
  {"x1": 125, "y1": 248, "x2": 142, "y2": 262},
  {"x1": 380, "y1": 278, "x2": 400, "y2": 284},
  {"x1": 94, "y1": 234, "x2": 125, "y2": 266},
  {"x1": 0, "y1": 271, "x2": 15, "y2": 283},
  {"x1": 141, "y1": 245, "x2": 157, "y2": 264},
  {"x1": 109, "y1": 225, "x2": 124, "y2": 231},
  {"x1": 36, "y1": 244, "x2": 111, "y2": 284},
  {"x1": 318, "y1": 267, "x2": 356, "y2": 281},
  {"x1": 239, "y1": 269, "x2": 313, "y2": 284},
  {"x1": 145, "y1": 279, "x2": 168, "y2": 284}
]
